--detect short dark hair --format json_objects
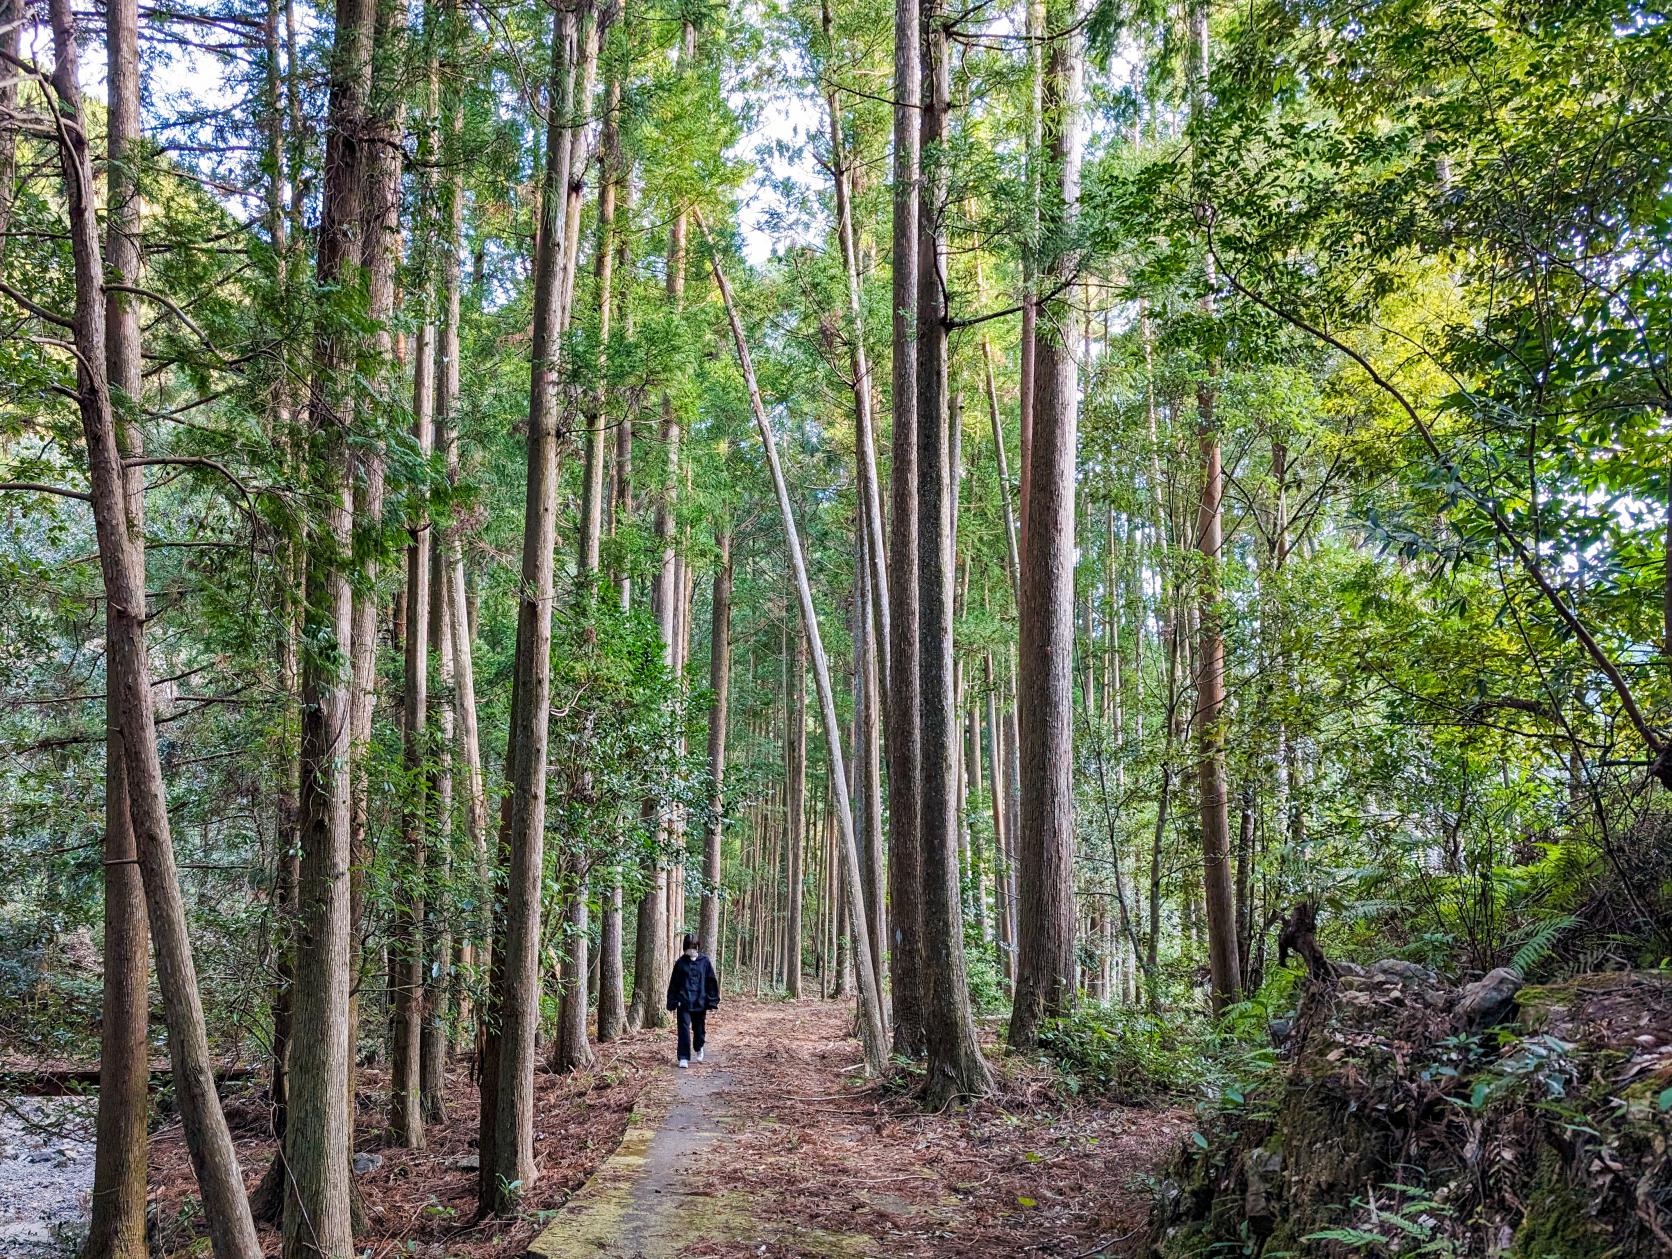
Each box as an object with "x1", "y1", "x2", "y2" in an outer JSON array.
[{"x1": 683, "y1": 934, "x2": 699, "y2": 951}]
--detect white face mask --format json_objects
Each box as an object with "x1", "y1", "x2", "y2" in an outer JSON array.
[{"x1": 685, "y1": 949, "x2": 698, "y2": 960}]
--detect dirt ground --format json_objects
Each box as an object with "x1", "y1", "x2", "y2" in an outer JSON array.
[
  {"x1": 679, "y1": 1001, "x2": 1191, "y2": 1258},
  {"x1": 135, "y1": 998, "x2": 1186, "y2": 1258}
]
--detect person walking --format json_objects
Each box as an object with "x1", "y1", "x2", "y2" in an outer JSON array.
[{"x1": 665, "y1": 933, "x2": 720, "y2": 1068}]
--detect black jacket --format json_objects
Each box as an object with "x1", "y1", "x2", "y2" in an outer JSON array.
[{"x1": 666, "y1": 953, "x2": 720, "y2": 1013}]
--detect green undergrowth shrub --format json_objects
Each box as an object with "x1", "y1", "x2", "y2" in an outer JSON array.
[
  {"x1": 1038, "y1": 967, "x2": 1302, "y2": 1106},
  {"x1": 1039, "y1": 1004, "x2": 1212, "y2": 1103}
]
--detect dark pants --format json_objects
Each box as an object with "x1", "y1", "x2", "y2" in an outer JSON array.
[{"x1": 676, "y1": 1007, "x2": 707, "y2": 1061}]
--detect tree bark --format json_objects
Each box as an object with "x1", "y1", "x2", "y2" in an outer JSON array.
[
  {"x1": 47, "y1": 5, "x2": 260, "y2": 1255},
  {"x1": 391, "y1": 292, "x2": 435, "y2": 1150},
  {"x1": 822, "y1": 0, "x2": 891, "y2": 693},
  {"x1": 700, "y1": 530, "x2": 733, "y2": 959},
  {"x1": 484, "y1": 0, "x2": 582, "y2": 1211},
  {"x1": 1009, "y1": 0, "x2": 1081, "y2": 1049},
  {"x1": 1189, "y1": 0, "x2": 1242, "y2": 1015},
  {"x1": 886, "y1": 0, "x2": 924, "y2": 1057},
  {"x1": 914, "y1": 0, "x2": 994, "y2": 1102},
  {"x1": 84, "y1": 0, "x2": 150, "y2": 1247},
  {"x1": 855, "y1": 523, "x2": 888, "y2": 1005},
  {"x1": 629, "y1": 15, "x2": 695, "y2": 1034},
  {"x1": 283, "y1": 0, "x2": 382, "y2": 1241},
  {"x1": 423, "y1": 539, "x2": 452, "y2": 1124},
  {"x1": 786, "y1": 621, "x2": 808, "y2": 997}
]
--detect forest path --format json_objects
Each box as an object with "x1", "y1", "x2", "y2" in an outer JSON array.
[
  {"x1": 526, "y1": 1000, "x2": 839, "y2": 1259},
  {"x1": 526, "y1": 999, "x2": 1185, "y2": 1258}
]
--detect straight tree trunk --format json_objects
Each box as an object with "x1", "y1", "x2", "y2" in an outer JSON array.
[
  {"x1": 346, "y1": 0, "x2": 405, "y2": 1082},
  {"x1": 822, "y1": 0, "x2": 891, "y2": 690},
  {"x1": 786, "y1": 624, "x2": 808, "y2": 997},
  {"x1": 47, "y1": 6, "x2": 260, "y2": 1256},
  {"x1": 629, "y1": 15, "x2": 694, "y2": 1034},
  {"x1": 84, "y1": 0, "x2": 150, "y2": 1247},
  {"x1": 485, "y1": 0, "x2": 581, "y2": 1210},
  {"x1": 1017, "y1": 0, "x2": 1045, "y2": 545},
  {"x1": 390, "y1": 305, "x2": 435, "y2": 1149},
  {"x1": 1189, "y1": 0, "x2": 1241, "y2": 1015},
  {"x1": 1009, "y1": 0, "x2": 1081, "y2": 1049},
  {"x1": 984, "y1": 652, "x2": 1012, "y2": 991},
  {"x1": 0, "y1": 0, "x2": 19, "y2": 258},
  {"x1": 593, "y1": 37, "x2": 628, "y2": 1039},
  {"x1": 285, "y1": 0, "x2": 381, "y2": 1242},
  {"x1": 700, "y1": 531, "x2": 733, "y2": 957},
  {"x1": 916, "y1": 0, "x2": 993, "y2": 1102},
  {"x1": 555, "y1": 36, "x2": 606, "y2": 1068},
  {"x1": 702, "y1": 219, "x2": 888, "y2": 1072},
  {"x1": 434, "y1": 0, "x2": 485, "y2": 1044},
  {"x1": 886, "y1": 0, "x2": 925, "y2": 1057},
  {"x1": 422, "y1": 539, "x2": 452, "y2": 1123}
]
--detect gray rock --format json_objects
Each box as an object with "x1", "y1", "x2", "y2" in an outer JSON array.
[
  {"x1": 447, "y1": 1153, "x2": 480, "y2": 1171},
  {"x1": 1244, "y1": 1147, "x2": 1283, "y2": 1219},
  {"x1": 1456, "y1": 966, "x2": 1523, "y2": 1028},
  {"x1": 351, "y1": 1152, "x2": 383, "y2": 1175},
  {"x1": 1369, "y1": 959, "x2": 1437, "y2": 985}
]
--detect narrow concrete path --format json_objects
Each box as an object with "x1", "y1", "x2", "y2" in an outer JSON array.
[{"x1": 527, "y1": 1028, "x2": 741, "y2": 1259}]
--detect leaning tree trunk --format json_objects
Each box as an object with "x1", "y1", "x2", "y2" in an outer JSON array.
[
  {"x1": 47, "y1": 5, "x2": 260, "y2": 1256},
  {"x1": 1009, "y1": 0, "x2": 1082, "y2": 1049},
  {"x1": 916, "y1": 0, "x2": 994, "y2": 1103},
  {"x1": 886, "y1": 0, "x2": 924, "y2": 1057},
  {"x1": 83, "y1": 0, "x2": 150, "y2": 1249},
  {"x1": 701, "y1": 217, "x2": 888, "y2": 1072}
]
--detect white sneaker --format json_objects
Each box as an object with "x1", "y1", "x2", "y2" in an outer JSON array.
[
  {"x1": 677, "y1": 1059, "x2": 689, "y2": 1069},
  {"x1": 696, "y1": 1048, "x2": 705, "y2": 1063}
]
